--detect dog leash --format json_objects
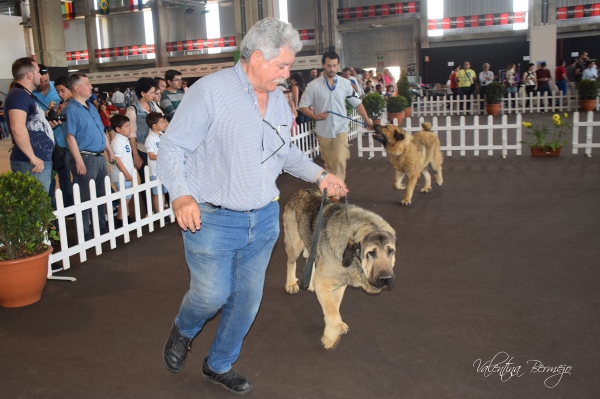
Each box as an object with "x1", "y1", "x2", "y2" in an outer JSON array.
[
  {"x1": 327, "y1": 110, "x2": 368, "y2": 127},
  {"x1": 300, "y1": 189, "x2": 328, "y2": 289}
]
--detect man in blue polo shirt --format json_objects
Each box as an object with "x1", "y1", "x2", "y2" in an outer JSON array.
[
  {"x1": 33, "y1": 66, "x2": 74, "y2": 209},
  {"x1": 4, "y1": 57, "x2": 57, "y2": 193},
  {"x1": 64, "y1": 74, "x2": 115, "y2": 242}
]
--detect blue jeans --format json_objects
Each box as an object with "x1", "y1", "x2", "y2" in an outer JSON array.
[
  {"x1": 556, "y1": 81, "x2": 567, "y2": 105},
  {"x1": 537, "y1": 85, "x2": 552, "y2": 110},
  {"x1": 70, "y1": 154, "x2": 108, "y2": 241},
  {"x1": 11, "y1": 160, "x2": 53, "y2": 194},
  {"x1": 175, "y1": 201, "x2": 280, "y2": 374}
]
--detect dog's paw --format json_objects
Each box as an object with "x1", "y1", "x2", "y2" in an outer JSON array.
[
  {"x1": 420, "y1": 187, "x2": 432, "y2": 193},
  {"x1": 321, "y1": 334, "x2": 340, "y2": 350},
  {"x1": 400, "y1": 199, "x2": 412, "y2": 205},
  {"x1": 338, "y1": 322, "x2": 350, "y2": 334},
  {"x1": 393, "y1": 183, "x2": 406, "y2": 190},
  {"x1": 435, "y1": 178, "x2": 443, "y2": 186},
  {"x1": 285, "y1": 282, "x2": 299, "y2": 294}
]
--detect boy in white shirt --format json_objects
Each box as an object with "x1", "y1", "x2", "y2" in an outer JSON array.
[
  {"x1": 109, "y1": 115, "x2": 134, "y2": 226},
  {"x1": 145, "y1": 112, "x2": 168, "y2": 213}
]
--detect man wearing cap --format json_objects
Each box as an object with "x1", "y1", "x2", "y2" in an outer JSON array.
[{"x1": 33, "y1": 65, "x2": 73, "y2": 208}]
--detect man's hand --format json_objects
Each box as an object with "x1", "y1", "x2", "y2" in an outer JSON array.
[
  {"x1": 314, "y1": 111, "x2": 329, "y2": 121},
  {"x1": 173, "y1": 195, "x2": 201, "y2": 233},
  {"x1": 48, "y1": 120, "x2": 62, "y2": 129},
  {"x1": 30, "y1": 156, "x2": 45, "y2": 173},
  {"x1": 75, "y1": 160, "x2": 87, "y2": 175},
  {"x1": 318, "y1": 173, "x2": 348, "y2": 198},
  {"x1": 133, "y1": 153, "x2": 142, "y2": 169}
]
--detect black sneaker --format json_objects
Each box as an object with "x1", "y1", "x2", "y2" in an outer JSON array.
[
  {"x1": 202, "y1": 357, "x2": 253, "y2": 395},
  {"x1": 163, "y1": 323, "x2": 192, "y2": 373}
]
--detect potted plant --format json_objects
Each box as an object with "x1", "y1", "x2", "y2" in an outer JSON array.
[
  {"x1": 485, "y1": 81, "x2": 505, "y2": 116},
  {"x1": 361, "y1": 91, "x2": 386, "y2": 125},
  {"x1": 520, "y1": 113, "x2": 571, "y2": 157},
  {"x1": 386, "y1": 95, "x2": 407, "y2": 125},
  {"x1": 577, "y1": 79, "x2": 598, "y2": 112},
  {"x1": 0, "y1": 171, "x2": 58, "y2": 307},
  {"x1": 397, "y1": 68, "x2": 413, "y2": 117}
]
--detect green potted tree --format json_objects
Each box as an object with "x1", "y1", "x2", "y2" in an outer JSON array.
[
  {"x1": 386, "y1": 95, "x2": 407, "y2": 125},
  {"x1": 361, "y1": 92, "x2": 386, "y2": 125},
  {"x1": 0, "y1": 171, "x2": 58, "y2": 307},
  {"x1": 520, "y1": 113, "x2": 570, "y2": 156},
  {"x1": 485, "y1": 81, "x2": 505, "y2": 116},
  {"x1": 397, "y1": 68, "x2": 413, "y2": 117},
  {"x1": 577, "y1": 79, "x2": 598, "y2": 112}
]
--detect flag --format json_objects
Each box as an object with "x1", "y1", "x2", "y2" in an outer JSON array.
[
  {"x1": 99, "y1": 0, "x2": 109, "y2": 15},
  {"x1": 130, "y1": 0, "x2": 144, "y2": 12},
  {"x1": 62, "y1": 2, "x2": 75, "y2": 20}
]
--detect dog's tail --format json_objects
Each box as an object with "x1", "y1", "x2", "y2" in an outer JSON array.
[{"x1": 421, "y1": 122, "x2": 432, "y2": 131}]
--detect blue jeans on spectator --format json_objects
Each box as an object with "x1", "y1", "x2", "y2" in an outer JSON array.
[
  {"x1": 556, "y1": 81, "x2": 567, "y2": 105},
  {"x1": 506, "y1": 86, "x2": 517, "y2": 108},
  {"x1": 458, "y1": 87, "x2": 473, "y2": 110},
  {"x1": 70, "y1": 154, "x2": 108, "y2": 242},
  {"x1": 537, "y1": 85, "x2": 552, "y2": 111},
  {"x1": 11, "y1": 160, "x2": 53, "y2": 194},
  {"x1": 174, "y1": 201, "x2": 280, "y2": 374}
]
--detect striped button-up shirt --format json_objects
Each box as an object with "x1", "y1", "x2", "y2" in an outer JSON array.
[{"x1": 157, "y1": 61, "x2": 323, "y2": 212}]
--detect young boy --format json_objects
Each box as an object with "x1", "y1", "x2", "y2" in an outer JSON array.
[
  {"x1": 144, "y1": 112, "x2": 168, "y2": 213},
  {"x1": 109, "y1": 114, "x2": 134, "y2": 226}
]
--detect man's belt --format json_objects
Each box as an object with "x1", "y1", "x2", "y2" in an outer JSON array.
[{"x1": 80, "y1": 150, "x2": 104, "y2": 156}]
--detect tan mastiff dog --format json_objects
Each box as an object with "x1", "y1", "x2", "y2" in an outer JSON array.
[
  {"x1": 372, "y1": 122, "x2": 444, "y2": 205},
  {"x1": 283, "y1": 189, "x2": 396, "y2": 349}
]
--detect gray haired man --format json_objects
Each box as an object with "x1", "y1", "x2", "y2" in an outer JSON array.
[{"x1": 158, "y1": 18, "x2": 347, "y2": 394}]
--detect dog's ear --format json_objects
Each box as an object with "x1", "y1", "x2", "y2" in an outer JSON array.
[
  {"x1": 342, "y1": 241, "x2": 361, "y2": 267},
  {"x1": 393, "y1": 129, "x2": 406, "y2": 141},
  {"x1": 421, "y1": 122, "x2": 432, "y2": 131}
]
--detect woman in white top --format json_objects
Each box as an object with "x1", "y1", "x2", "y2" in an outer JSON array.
[{"x1": 522, "y1": 63, "x2": 537, "y2": 108}]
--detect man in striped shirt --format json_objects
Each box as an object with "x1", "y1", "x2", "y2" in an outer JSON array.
[
  {"x1": 158, "y1": 18, "x2": 347, "y2": 395},
  {"x1": 160, "y1": 69, "x2": 185, "y2": 121}
]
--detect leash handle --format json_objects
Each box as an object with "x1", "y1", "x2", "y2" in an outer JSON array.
[
  {"x1": 300, "y1": 189, "x2": 328, "y2": 289},
  {"x1": 327, "y1": 110, "x2": 368, "y2": 127}
]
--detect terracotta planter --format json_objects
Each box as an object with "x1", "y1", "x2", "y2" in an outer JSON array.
[
  {"x1": 486, "y1": 103, "x2": 501, "y2": 116},
  {"x1": 579, "y1": 100, "x2": 596, "y2": 112},
  {"x1": 0, "y1": 247, "x2": 52, "y2": 308},
  {"x1": 372, "y1": 119, "x2": 382, "y2": 126},
  {"x1": 404, "y1": 107, "x2": 412, "y2": 118},
  {"x1": 388, "y1": 112, "x2": 404, "y2": 126},
  {"x1": 530, "y1": 146, "x2": 561, "y2": 157}
]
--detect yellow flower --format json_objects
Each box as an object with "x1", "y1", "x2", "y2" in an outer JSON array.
[
  {"x1": 552, "y1": 114, "x2": 560, "y2": 121},
  {"x1": 564, "y1": 113, "x2": 568, "y2": 118},
  {"x1": 554, "y1": 121, "x2": 562, "y2": 127},
  {"x1": 523, "y1": 122, "x2": 532, "y2": 128}
]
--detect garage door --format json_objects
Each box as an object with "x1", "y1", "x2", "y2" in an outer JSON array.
[{"x1": 342, "y1": 26, "x2": 416, "y2": 72}]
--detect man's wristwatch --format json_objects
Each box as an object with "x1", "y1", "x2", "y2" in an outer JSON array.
[{"x1": 315, "y1": 170, "x2": 329, "y2": 185}]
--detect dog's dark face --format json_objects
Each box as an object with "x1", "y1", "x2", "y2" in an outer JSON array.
[
  {"x1": 343, "y1": 231, "x2": 396, "y2": 290},
  {"x1": 372, "y1": 124, "x2": 410, "y2": 155}
]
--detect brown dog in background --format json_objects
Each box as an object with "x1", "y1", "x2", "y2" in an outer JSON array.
[{"x1": 373, "y1": 122, "x2": 443, "y2": 205}]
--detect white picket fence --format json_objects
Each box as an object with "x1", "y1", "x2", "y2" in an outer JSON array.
[
  {"x1": 411, "y1": 92, "x2": 600, "y2": 117},
  {"x1": 48, "y1": 167, "x2": 174, "y2": 279},
  {"x1": 357, "y1": 114, "x2": 523, "y2": 159},
  {"x1": 572, "y1": 111, "x2": 600, "y2": 157}
]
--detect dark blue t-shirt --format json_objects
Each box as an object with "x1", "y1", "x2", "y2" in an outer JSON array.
[{"x1": 4, "y1": 88, "x2": 55, "y2": 162}]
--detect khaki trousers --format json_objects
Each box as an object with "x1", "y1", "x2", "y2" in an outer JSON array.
[{"x1": 317, "y1": 132, "x2": 349, "y2": 182}]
